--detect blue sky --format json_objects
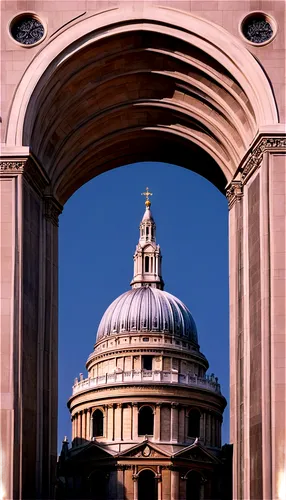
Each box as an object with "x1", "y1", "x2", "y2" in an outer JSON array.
[{"x1": 58, "y1": 161, "x2": 229, "y2": 450}]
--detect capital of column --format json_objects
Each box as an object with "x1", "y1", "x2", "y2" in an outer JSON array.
[
  {"x1": 226, "y1": 181, "x2": 243, "y2": 210},
  {"x1": 44, "y1": 195, "x2": 63, "y2": 227},
  {"x1": 240, "y1": 135, "x2": 286, "y2": 184},
  {"x1": 226, "y1": 134, "x2": 286, "y2": 210},
  {"x1": 0, "y1": 155, "x2": 50, "y2": 194}
]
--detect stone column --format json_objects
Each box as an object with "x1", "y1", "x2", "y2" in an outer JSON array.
[
  {"x1": 108, "y1": 404, "x2": 114, "y2": 441},
  {"x1": 156, "y1": 467, "x2": 162, "y2": 500},
  {"x1": 82, "y1": 410, "x2": 86, "y2": 441},
  {"x1": 0, "y1": 157, "x2": 62, "y2": 499},
  {"x1": 117, "y1": 466, "x2": 124, "y2": 500},
  {"x1": 154, "y1": 403, "x2": 161, "y2": 441},
  {"x1": 132, "y1": 403, "x2": 138, "y2": 441},
  {"x1": 170, "y1": 470, "x2": 179, "y2": 499},
  {"x1": 133, "y1": 475, "x2": 139, "y2": 500},
  {"x1": 171, "y1": 403, "x2": 179, "y2": 442},
  {"x1": 89, "y1": 408, "x2": 93, "y2": 440},
  {"x1": 227, "y1": 136, "x2": 286, "y2": 500},
  {"x1": 78, "y1": 412, "x2": 82, "y2": 443},
  {"x1": 115, "y1": 404, "x2": 123, "y2": 441}
]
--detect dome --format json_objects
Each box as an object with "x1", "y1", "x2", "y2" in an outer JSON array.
[{"x1": 96, "y1": 286, "x2": 198, "y2": 344}]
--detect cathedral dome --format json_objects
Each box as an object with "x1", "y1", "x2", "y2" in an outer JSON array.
[{"x1": 96, "y1": 286, "x2": 198, "y2": 344}]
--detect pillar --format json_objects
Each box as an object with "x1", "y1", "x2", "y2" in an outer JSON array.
[
  {"x1": 156, "y1": 467, "x2": 162, "y2": 500},
  {"x1": 115, "y1": 403, "x2": 123, "y2": 441},
  {"x1": 108, "y1": 404, "x2": 114, "y2": 441},
  {"x1": 154, "y1": 403, "x2": 161, "y2": 440},
  {"x1": 171, "y1": 403, "x2": 179, "y2": 442},
  {"x1": 132, "y1": 403, "x2": 138, "y2": 440},
  {"x1": 89, "y1": 408, "x2": 93, "y2": 439},
  {"x1": 227, "y1": 136, "x2": 286, "y2": 499},
  {"x1": 170, "y1": 470, "x2": 179, "y2": 500},
  {"x1": 133, "y1": 475, "x2": 138, "y2": 500},
  {"x1": 82, "y1": 410, "x2": 86, "y2": 441},
  {"x1": 78, "y1": 412, "x2": 82, "y2": 443},
  {"x1": 0, "y1": 157, "x2": 62, "y2": 499}
]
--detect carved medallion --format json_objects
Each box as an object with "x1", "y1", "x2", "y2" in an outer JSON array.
[{"x1": 11, "y1": 15, "x2": 45, "y2": 45}]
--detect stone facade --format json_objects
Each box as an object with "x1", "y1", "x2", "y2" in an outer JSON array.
[{"x1": 0, "y1": 1, "x2": 285, "y2": 499}]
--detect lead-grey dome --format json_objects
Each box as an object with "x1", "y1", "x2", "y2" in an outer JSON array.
[{"x1": 96, "y1": 287, "x2": 198, "y2": 344}]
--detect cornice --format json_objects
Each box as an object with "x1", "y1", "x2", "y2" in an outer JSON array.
[{"x1": 226, "y1": 133, "x2": 286, "y2": 210}]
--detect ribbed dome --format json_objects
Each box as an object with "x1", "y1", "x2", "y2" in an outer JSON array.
[{"x1": 96, "y1": 287, "x2": 198, "y2": 344}]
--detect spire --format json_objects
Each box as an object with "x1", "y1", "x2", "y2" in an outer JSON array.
[{"x1": 130, "y1": 189, "x2": 164, "y2": 290}]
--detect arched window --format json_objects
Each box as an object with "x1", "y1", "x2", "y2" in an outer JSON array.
[
  {"x1": 186, "y1": 471, "x2": 202, "y2": 500},
  {"x1": 93, "y1": 409, "x2": 104, "y2": 437},
  {"x1": 188, "y1": 409, "x2": 201, "y2": 437},
  {"x1": 145, "y1": 256, "x2": 150, "y2": 272},
  {"x1": 138, "y1": 470, "x2": 157, "y2": 500},
  {"x1": 138, "y1": 406, "x2": 154, "y2": 436}
]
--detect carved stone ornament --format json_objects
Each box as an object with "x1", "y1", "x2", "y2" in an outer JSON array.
[
  {"x1": 142, "y1": 445, "x2": 151, "y2": 457},
  {"x1": 241, "y1": 137, "x2": 286, "y2": 182},
  {"x1": 44, "y1": 196, "x2": 63, "y2": 227},
  {"x1": 227, "y1": 136, "x2": 286, "y2": 209},
  {"x1": 226, "y1": 181, "x2": 243, "y2": 210},
  {"x1": 0, "y1": 160, "x2": 25, "y2": 172}
]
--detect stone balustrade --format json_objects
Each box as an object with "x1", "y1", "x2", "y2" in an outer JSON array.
[{"x1": 72, "y1": 370, "x2": 221, "y2": 395}]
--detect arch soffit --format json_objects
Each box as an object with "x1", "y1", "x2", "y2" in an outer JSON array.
[
  {"x1": 7, "y1": 5, "x2": 278, "y2": 148},
  {"x1": 5, "y1": 6, "x2": 278, "y2": 200}
]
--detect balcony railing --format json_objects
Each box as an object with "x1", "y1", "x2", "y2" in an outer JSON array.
[{"x1": 72, "y1": 370, "x2": 221, "y2": 395}]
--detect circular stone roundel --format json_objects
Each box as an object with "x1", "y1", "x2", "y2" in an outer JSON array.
[
  {"x1": 142, "y1": 445, "x2": 151, "y2": 457},
  {"x1": 240, "y1": 12, "x2": 276, "y2": 45},
  {"x1": 10, "y1": 14, "x2": 45, "y2": 46}
]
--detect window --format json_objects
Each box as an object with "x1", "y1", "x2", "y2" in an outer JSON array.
[
  {"x1": 142, "y1": 355, "x2": 153, "y2": 370},
  {"x1": 92, "y1": 409, "x2": 104, "y2": 437},
  {"x1": 188, "y1": 409, "x2": 201, "y2": 437},
  {"x1": 145, "y1": 256, "x2": 150, "y2": 272},
  {"x1": 138, "y1": 406, "x2": 154, "y2": 436}
]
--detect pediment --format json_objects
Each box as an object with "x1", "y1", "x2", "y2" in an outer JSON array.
[
  {"x1": 173, "y1": 443, "x2": 221, "y2": 464},
  {"x1": 69, "y1": 441, "x2": 115, "y2": 461},
  {"x1": 118, "y1": 441, "x2": 171, "y2": 459}
]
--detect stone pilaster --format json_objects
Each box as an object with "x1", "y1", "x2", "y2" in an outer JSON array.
[
  {"x1": 154, "y1": 403, "x2": 161, "y2": 441},
  {"x1": 170, "y1": 469, "x2": 179, "y2": 499},
  {"x1": 229, "y1": 134, "x2": 286, "y2": 499},
  {"x1": 115, "y1": 404, "x2": 123, "y2": 441},
  {"x1": 132, "y1": 403, "x2": 138, "y2": 441},
  {"x1": 171, "y1": 403, "x2": 179, "y2": 442},
  {"x1": 108, "y1": 404, "x2": 114, "y2": 441}
]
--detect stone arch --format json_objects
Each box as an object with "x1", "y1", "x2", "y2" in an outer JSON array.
[
  {"x1": 186, "y1": 470, "x2": 205, "y2": 500},
  {"x1": 1, "y1": 5, "x2": 284, "y2": 500},
  {"x1": 138, "y1": 468, "x2": 157, "y2": 500},
  {"x1": 5, "y1": 6, "x2": 278, "y2": 203}
]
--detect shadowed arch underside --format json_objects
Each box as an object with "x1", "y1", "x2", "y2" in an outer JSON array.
[{"x1": 20, "y1": 19, "x2": 272, "y2": 203}]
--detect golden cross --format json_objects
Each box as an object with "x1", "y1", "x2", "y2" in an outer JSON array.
[{"x1": 141, "y1": 187, "x2": 153, "y2": 201}]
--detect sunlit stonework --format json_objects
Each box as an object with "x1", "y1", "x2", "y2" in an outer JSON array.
[{"x1": 57, "y1": 195, "x2": 230, "y2": 499}]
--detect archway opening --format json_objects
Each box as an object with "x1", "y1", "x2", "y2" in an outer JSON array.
[
  {"x1": 186, "y1": 471, "x2": 203, "y2": 500},
  {"x1": 138, "y1": 406, "x2": 154, "y2": 436},
  {"x1": 188, "y1": 409, "x2": 201, "y2": 438},
  {"x1": 89, "y1": 470, "x2": 108, "y2": 500},
  {"x1": 92, "y1": 410, "x2": 104, "y2": 438},
  {"x1": 138, "y1": 470, "x2": 157, "y2": 500}
]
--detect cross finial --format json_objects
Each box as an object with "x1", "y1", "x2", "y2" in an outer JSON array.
[{"x1": 141, "y1": 187, "x2": 153, "y2": 207}]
